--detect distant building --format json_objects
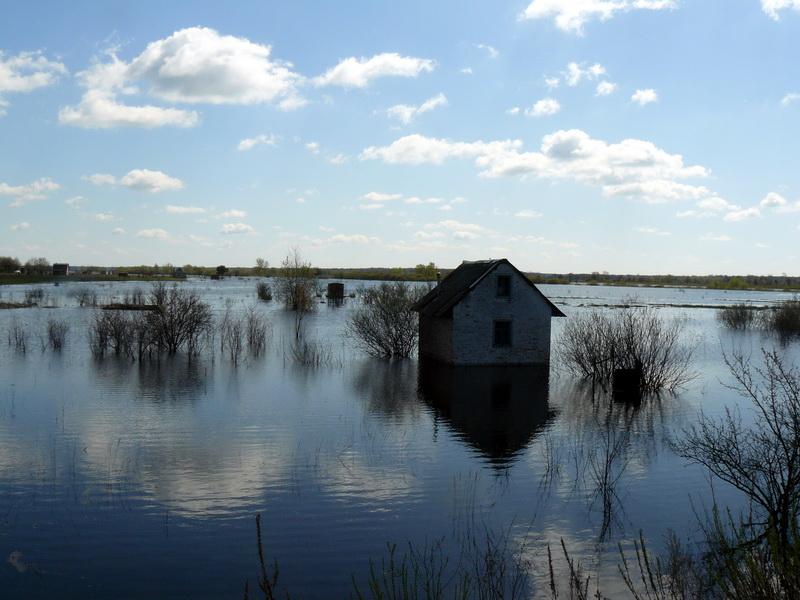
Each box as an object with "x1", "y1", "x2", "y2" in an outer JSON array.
[
  {"x1": 52, "y1": 263, "x2": 69, "y2": 277},
  {"x1": 412, "y1": 259, "x2": 565, "y2": 365}
]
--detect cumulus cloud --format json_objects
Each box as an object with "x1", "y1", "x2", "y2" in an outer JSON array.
[
  {"x1": 424, "y1": 219, "x2": 487, "y2": 240},
  {"x1": 328, "y1": 234, "x2": 378, "y2": 244},
  {"x1": 781, "y1": 92, "x2": 800, "y2": 107},
  {"x1": 328, "y1": 153, "x2": 348, "y2": 165},
  {"x1": 544, "y1": 62, "x2": 606, "y2": 89},
  {"x1": 724, "y1": 207, "x2": 761, "y2": 222},
  {"x1": 137, "y1": 228, "x2": 170, "y2": 240},
  {"x1": 632, "y1": 89, "x2": 658, "y2": 105},
  {"x1": 762, "y1": 0, "x2": 800, "y2": 20},
  {"x1": 362, "y1": 129, "x2": 715, "y2": 205},
  {"x1": 386, "y1": 93, "x2": 448, "y2": 124},
  {"x1": 84, "y1": 169, "x2": 184, "y2": 193},
  {"x1": 305, "y1": 141, "x2": 320, "y2": 154},
  {"x1": 520, "y1": 0, "x2": 677, "y2": 35},
  {"x1": 0, "y1": 177, "x2": 60, "y2": 207},
  {"x1": 112, "y1": 227, "x2": 125, "y2": 235},
  {"x1": 221, "y1": 222, "x2": 254, "y2": 234},
  {"x1": 362, "y1": 192, "x2": 402, "y2": 202},
  {"x1": 10, "y1": 221, "x2": 31, "y2": 231},
  {"x1": 65, "y1": 196, "x2": 85, "y2": 208},
  {"x1": 596, "y1": 81, "x2": 617, "y2": 96},
  {"x1": 94, "y1": 212, "x2": 114, "y2": 222},
  {"x1": 237, "y1": 134, "x2": 279, "y2": 151},
  {"x1": 314, "y1": 53, "x2": 434, "y2": 88},
  {"x1": 0, "y1": 50, "x2": 66, "y2": 115},
  {"x1": 760, "y1": 192, "x2": 788, "y2": 207},
  {"x1": 525, "y1": 98, "x2": 561, "y2": 117},
  {"x1": 515, "y1": 209, "x2": 543, "y2": 218},
  {"x1": 60, "y1": 27, "x2": 304, "y2": 128},
  {"x1": 165, "y1": 205, "x2": 206, "y2": 214}
]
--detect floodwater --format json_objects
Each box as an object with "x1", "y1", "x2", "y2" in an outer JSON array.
[{"x1": 0, "y1": 279, "x2": 798, "y2": 598}]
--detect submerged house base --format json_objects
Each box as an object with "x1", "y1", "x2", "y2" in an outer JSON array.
[{"x1": 413, "y1": 259, "x2": 565, "y2": 366}]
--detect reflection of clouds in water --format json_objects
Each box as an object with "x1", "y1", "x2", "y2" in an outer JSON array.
[
  {"x1": 350, "y1": 359, "x2": 422, "y2": 423},
  {"x1": 319, "y1": 448, "x2": 414, "y2": 504}
]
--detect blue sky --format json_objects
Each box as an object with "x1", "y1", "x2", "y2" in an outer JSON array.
[{"x1": 1, "y1": 0, "x2": 799, "y2": 274}]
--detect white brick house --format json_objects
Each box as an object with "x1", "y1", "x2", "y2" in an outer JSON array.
[{"x1": 413, "y1": 259, "x2": 565, "y2": 365}]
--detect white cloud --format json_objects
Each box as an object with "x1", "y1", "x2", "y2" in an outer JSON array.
[
  {"x1": 165, "y1": 205, "x2": 206, "y2": 214},
  {"x1": 237, "y1": 134, "x2": 279, "y2": 151},
  {"x1": 632, "y1": 89, "x2": 658, "y2": 105},
  {"x1": 10, "y1": 222, "x2": 30, "y2": 231},
  {"x1": 424, "y1": 219, "x2": 487, "y2": 240},
  {"x1": 635, "y1": 226, "x2": 671, "y2": 236},
  {"x1": 314, "y1": 53, "x2": 434, "y2": 88},
  {"x1": 520, "y1": 0, "x2": 677, "y2": 35},
  {"x1": 0, "y1": 50, "x2": 66, "y2": 115},
  {"x1": 386, "y1": 93, "x2": 448, "y2": 124},
  {"x1": 60, "y1": 27, "x2": 304, "y2": 128},
  {"x1": 700, "y1": 233, "x2": 732, "y2": 242},
  {"x1": 137, "y1": 228, "x2": 170, "y2": 240},
  {"x1": 218, "y1": 209, "x2": 247, "y2": 219},
  {"x1": 475, "y1": 43, "x2": 499, "y2": 59},
  {"x1": 762, "y1": 0, "x2": 800, "y2": 20},
  {"x1": 506, "y1": 106, "x2": 521, "y2": 115},
  {"x1": 545, "y1": 77, "x2": 560, "y2": 90},
  {"x1": 760, "y1": 192, "x2": 788, "y2": 208},
  {"x1": 94, "y1": 212, "x2": 114, "y2": 222},
  {"x1": 565, "y1": 62, "x2": 606, "y2": 86},
  {"x1": 515, "y1": 209, "x2": 543, "y2": 218},
  {"x1": 85, "y1": 169, "x2": 184, "y2": 193},
  {"x1": 461, "y1": 67, "x2": 473, "y2": 75},
  {"x1": 781, "y1": 92, "x2": 800, "y2": 107},
  {"x1": 328, "y1": 153, "x2": 348, "y2": 165},
  {"x1": 596, "y1": 81, "x2": 617, "y2": 96},
  {"x1": 221, "y1": 222, "x2": 254, "y2": 234},
  {"x1": 328, "y1": 234, "x2": 378, "y2": 244},
  {"x1": 724, "y1": 207, "x2": 761, "y2": 222},
  {"x1": 65, "y1": 196, "x2": 85, "y2": 208},
  {"x1": 362, "y1": 192, "x2": 402, "y2": 202},
  {"x1": 362, "y1": 129, "x2": 714, "y2": 205},
  {"x1": 112, "y1": 227, "x2": 125, "y2": 235},
  {"x1": 0, "y1": 177, "x2": 60, "y2": 207},
  {"x1": 525, "y1": 98, "x2": 561, "y2": 117},
  {"x1": 305, "y1": 141, "x2": 320, "y2": 154}
]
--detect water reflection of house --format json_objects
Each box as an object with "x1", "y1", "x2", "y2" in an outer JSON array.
[
  {"x1": 413, "y1": 259, "x2": 565, "y2": 365},
  {"x1": 417, "y1": 361, "x2": 555, "y2": 467}
]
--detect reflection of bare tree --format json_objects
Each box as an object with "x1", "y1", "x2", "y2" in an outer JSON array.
[
  {"x1": 350, "y1": 359, "x2": 421, "y2": 423},
  {"x1": 418, "y1": 361, "x2": 555, "y2": 469},
  {"x1": 90, "y1": 354, "x2": 209, "y2": 403}
]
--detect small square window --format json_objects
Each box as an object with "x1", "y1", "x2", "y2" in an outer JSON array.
[
  {"x1": 497, "y1": 275, "x2": 511, "y2": 298},
  {"x1": 493, "y1": 320, "x2": 512, "y2": 347}
]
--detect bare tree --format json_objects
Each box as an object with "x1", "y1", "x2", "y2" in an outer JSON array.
[
  {"x1": 274, "y1": 248, "x2": 316, "y2": 338},
  {"x1": 673, "y1": 348, "x2": 800, "y2": 592},
  {"x1": 346, "y1": 282, "x2": 423, "y2": 358},
  {"x1": 146, "y1": 283, "x2": 213, "y2": 354}
]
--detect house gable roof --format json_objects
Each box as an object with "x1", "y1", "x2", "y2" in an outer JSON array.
[{"x1": 412, "y1": 259, "x2": 566, "y2": 318}]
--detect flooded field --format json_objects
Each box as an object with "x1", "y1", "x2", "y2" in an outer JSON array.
[{"x1": 0, "y1": 278, "x2": 798, "y2": 598}]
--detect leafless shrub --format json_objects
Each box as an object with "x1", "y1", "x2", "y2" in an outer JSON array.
[
  {"x1": 759, "y1": 298, "x2": 800, "y2": 339},
  {"x1": 46, "y1": 318, "x2": 69, "y2": 350},
  {"x1": 23, "y1": 288, "x2": 44, "y2": 305},
  {"x1": 146, "y1": 283, "x2": 213, "y2": 354},
  {"x1": 289, "y1": 338, "x2": 337, "y2": 367},
  {"x1": 245, "y1": 308, "x2": 269, "y2": 356},
  {"x1": 346, "y1": 282, "x2": 423, "y2": 358},
  {"x1": 89, "y1": 311, "x2": 133, "y2": 356},
  {"x1": 220, "y1": 313, "x2": 245, "y2": 364},
  {"x1": 7, "y1": 320, "x2": 29, "y2": 353},
  {"x1": 274, "y1": 248, "x2": 316, "y2": 337},
  {"x1": 256, "y1": 281, "x2": 273, "y2": 302},
  {"x1": 123, "y1": 287, "x2": 146, "y2": 305},
  {"x1": 70, "y1": 286, "x2": 98, "y2": 307},
  {"x1": 717, "y1": 304, "x2": 757, "y2": 330},
  {"x1": 558, "y1": 306, "x2": 695, "y2": 393}
]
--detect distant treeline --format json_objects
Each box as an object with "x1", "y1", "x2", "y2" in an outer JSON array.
[{"x1": 527, "y1": 272, "x2": 800, "y2": 291}]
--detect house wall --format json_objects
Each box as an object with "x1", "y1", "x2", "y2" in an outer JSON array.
[
  {"x1": 418, "y1": 314, "x2": 453, "y2": 363},
  {"x1": 451, "y1": 263, "x2": 553, "y2": 365}
]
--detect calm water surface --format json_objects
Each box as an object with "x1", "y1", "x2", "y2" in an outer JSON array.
[{"x1": 0, "y1": 279, "x2": 798, "y2": 598}]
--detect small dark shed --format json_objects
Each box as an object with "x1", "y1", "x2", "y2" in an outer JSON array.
[
  {"x1": 327, "y1": 282, "x2": 345, "y2": 301},
  {"x1": 52, "y1": 263, "x2": 69, "y2": 277}
]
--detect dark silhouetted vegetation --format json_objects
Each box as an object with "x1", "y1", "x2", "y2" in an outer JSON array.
[
  {"x1": 256, "y1": 281, "x2": 272, "y2": 302},
  {"x1": 559, "y1": 306, "x2": 695, "y2": 393},
  {"x1": 46, "y1": 318, "x2": 69, "y2": 350},
  {"x1": 346, "y1": 282, "x2": 424, "y2": 358},
  {"x1": 717, "y1": 303, "x2": 758, "y2": 329}
]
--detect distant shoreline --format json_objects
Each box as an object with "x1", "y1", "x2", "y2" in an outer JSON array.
[{"x1": 2, "y1": 270, "x2": 799, "y2": 294}]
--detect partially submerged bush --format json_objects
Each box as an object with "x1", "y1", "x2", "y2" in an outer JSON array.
[
  {"x1": 70, "y1": 286, "x2": 98, "y2": 307},
  {"x1": 346, "y1": 282, "x2": 423, "y2": 358},
  {"x1": 558, "y1": 306, "x2": 694, "y2": 393},
  {"x1": 761, "y1": 298, "x2": 800, "y2": 338},
  {"x1": 46, "y1": 318, "x2": 69, "y2": 350},
  {"x1": 23, "y1": 288, "x2": 44, "y2": 305},
  {"x1": 256, "y1": 282, "x2": 272, "y2": 302},
  {"x1": 7, "y1": 320, "x2": 28, "y2": 353},
  {"x1": 245, "y1": 308, "x2": 269, "y2": 356},
  {"x1": 717, "y1": 303, "x2": 757, "y2": 330}
]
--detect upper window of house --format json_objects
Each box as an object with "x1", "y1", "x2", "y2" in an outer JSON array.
[
  {"x1": 496, "y1": 275, "x2": 511, "y2": 298},
  {"x1": 493, "y1": 320, "x2": 512, "y2": 347}
]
